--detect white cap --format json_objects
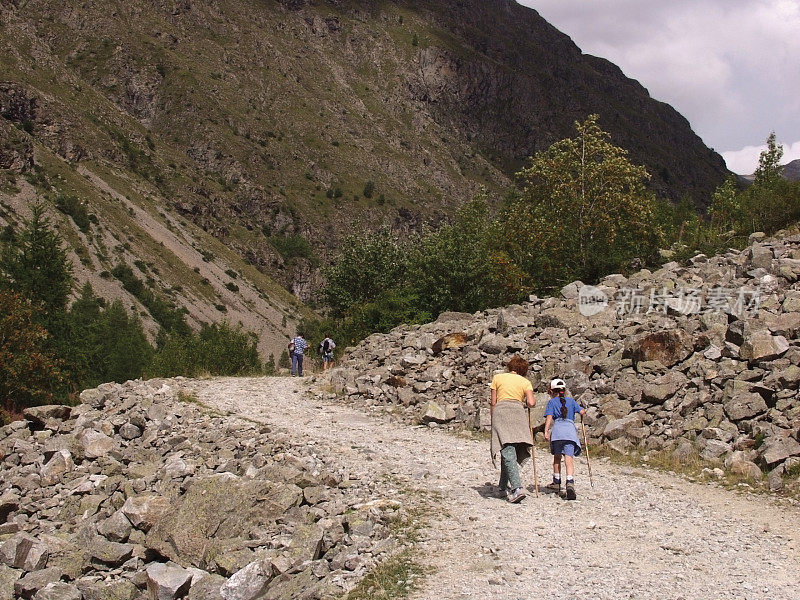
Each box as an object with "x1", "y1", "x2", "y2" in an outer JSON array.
[{"x1": 549, "y1": 378, "x2": 567, "y2": 390}]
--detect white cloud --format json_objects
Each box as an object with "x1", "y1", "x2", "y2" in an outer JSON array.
[
  {"x1": 517, "y1": 1, "x2": 800, "y2": 156},
  {"x1": 722, "y1": 140, "x2": 800, "y2": 175}
]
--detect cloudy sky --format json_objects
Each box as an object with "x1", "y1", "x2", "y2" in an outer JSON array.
[{"x1": 518, "y1": 0, "x2": 800, "y2": 174}]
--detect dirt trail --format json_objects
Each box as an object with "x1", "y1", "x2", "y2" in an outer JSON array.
[{"x1": 193, "y1": 376, "x2": 800, "y2": 600}]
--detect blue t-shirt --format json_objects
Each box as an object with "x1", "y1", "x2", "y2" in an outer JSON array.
[
  {"x1": 291, "y1": 337, "x2": 308, "y2": 355},
  {"x1": 545, "y1": 396, "x2": 583, "y2": 445}
]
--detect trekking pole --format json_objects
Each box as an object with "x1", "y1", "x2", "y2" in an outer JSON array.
[
  {"x1": 581, "y1": 414, "x2": 594, "y2": 488},
  {"x1": 527, "y1": 406, "x2": 539, "y2": 497}
]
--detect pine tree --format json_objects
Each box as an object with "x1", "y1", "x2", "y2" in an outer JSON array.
[
  {"x1": 0, "y1": 204, "x2": 73, "y2": 316},
  {"x1": 753, "y1": 132, "x2": 784, "y2": 189}
]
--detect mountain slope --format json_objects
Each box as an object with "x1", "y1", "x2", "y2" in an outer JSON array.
[{"x1": 1, "y1": 0, "x2": 730, "y2": 329}]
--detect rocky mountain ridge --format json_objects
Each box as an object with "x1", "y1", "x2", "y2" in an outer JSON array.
[
  {"x1": 321, "y1": 228, "x2": 800, "y2": 494},
  {"x1": 1, "y1": 0, "x2": 729, "y2": 322}
]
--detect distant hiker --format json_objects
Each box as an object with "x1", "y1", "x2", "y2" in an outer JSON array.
[
  {"x1": 489, "y1": 355, "x2": 536, "y2": 503},
  {"x1": 544, "y1": 378, "x2": 585, "y2": 500},
  {"x1": 319, "y1": 334, "x2": 336, "y2": 371},
  {"x1": 289, "y1": 332, "x2": 308, "y2": 377}
]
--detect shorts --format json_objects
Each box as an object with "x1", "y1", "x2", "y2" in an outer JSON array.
[
  {"x1": 322, "y1": 352, "x2": 334, "y2": 363},
  {"x1": 550, "y1": 440, "x2": 579, "y2": 457}
]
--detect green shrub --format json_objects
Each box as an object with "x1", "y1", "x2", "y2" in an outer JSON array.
[
  {"x1": 111, "y1": 263, "x2": 189, "y2": 335},
  {"x1": 363, "y1": 180, "x2": 375, "y2": 199},
  {"x1": 54, "y1": 194, "x2": 91, "y2": 233},
  {"x1": 148, "y1": 322, "x2": 262, "y2": 377},
  {"x1": 270, "y1": 233, "x2": 314, "y2": 261},
  {"x1": 64, "y1": 284, "x2": 152, "y2": 389}
]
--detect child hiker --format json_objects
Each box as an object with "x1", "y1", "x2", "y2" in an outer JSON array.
[{"x1": 544, "y1": 378, "x2": 585, "y2": 501}]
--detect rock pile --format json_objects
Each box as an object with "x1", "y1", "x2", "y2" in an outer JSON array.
[
  {"x1": 321, "y1": 232, "x2": 800, "y2": 492},
  {"x1": 1, "y1": 380, "x2": 402, "y2": 599}
]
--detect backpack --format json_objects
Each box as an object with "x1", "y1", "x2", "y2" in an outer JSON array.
[
  {"x1": 288, "y1": 341, "x2": 295, "y2": 353},
  {"x1": 322, "y1": 339, "x2": 330, "y2": 353}
]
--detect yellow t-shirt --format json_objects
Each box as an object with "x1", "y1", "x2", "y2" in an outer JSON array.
[{"x1": 490, "y1": 372, "x2": 533, "y2": 402}]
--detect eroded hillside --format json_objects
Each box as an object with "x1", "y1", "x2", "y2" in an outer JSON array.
[{"x1": 1, "y1": 0, "x2": 729, "y2": 320}]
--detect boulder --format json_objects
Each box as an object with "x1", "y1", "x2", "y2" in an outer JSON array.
[
  {"x1": 759, "y1": 436, "x2": 800, "y2": 467},
  {"x1": 399, "y1": 355, "x2": 426, "y2": 369},
  {"x1": 431, "y1": 332, "x2": 471, "y2": 355},
  {"x1": 781, "y1": 290, "x2": 800, "y2": 313},
  {"x1": 146, "y1": 476, "x2": 298, "y2": 567},
  {"x1": 118, "y1": 423, "x2": 142, "y2": 440},
  {"x1": 0, "y1": 533, "x2": 49, "y2": 571},
  {"x1": 21, "y1": 406, "x2": 71, "y2": 428},
  {"x1": 748, "y1": 244, "x2": 773, "y2": 270},
  {"x1": 97, "y1": 511, "x2": 132, "y2": 543},
  {"x1": 188, "y1": 573, "x2": 226, "y2": 600},
  {"x1": 146, "y1": 563, "x2": 192, "y2": 600},
  {"x1": 623, "y1": 330, "x2": 691, "y2": 367},
  {"x1": 770, "y1": 365, "x2": 800, "y2": 389},
  {"x1": 560, "y1": 281, "x2": 584, "y2": 300},
  {"x1": 641, "y1": 373, "x2": 687, "y2": 404},
  {"x1": 220, "y1": 559, "x2": 273, "y2": 600},
  {"x1": 0, "y1": 493, "x2": 19, "y2": 523},
  {"x1": 31, "y1": 582, "x2": 82, "y2": 600},
  {"x1": 120, "y1": 495, "x2": 171, "y2": 532},
  {"x1": 418, "y1": 401, "x2": 455, "y2": 425},
  {"x1": 766, "y1": 312, "x2": 800, "y2": 337},
  {"x1": 288, "y1": 524, "x2": 324, "y2": 562},
  {"x1": 40, "y1": 450, "x2": 73, "y2": 487},
  {"x1": 603, "y1": 415, "x2": 643, "y2": 441},
  {"x1": 477, "y1": 334, "x2": 507, "y2": 354},
  {"x1": 597, "y1": 395, "x2": 632, "y2": 419},
  {"x1": 728, "y1": 458, "x2": 764, "y2": 481},
  {"x1": 700, "y1": 439, "x2": 731, "y2": 461},
  {"x1": 76, "y1": 577, "x2": 140, "y2": 600},
  {"x1": 88, "y1": 537, "x2": 133, "y2": 567},
  {"x1": 77, "y1": 430, "x2": 115, "y2": 459},
  {"x1": 739, "y1": 331, "x2": 789, "y2": 362},
  {"x1": 724, "y1": 393, "x2": 768, "y2": 421},
  {"x1": 13, "y1": 568, "x2": 61, "y2": 600}
]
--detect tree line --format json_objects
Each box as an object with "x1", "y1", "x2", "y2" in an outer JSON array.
[
  {"x1": 0, "y1": 206, "x2": 262, "y2": 423},
  {"x1": 311, "y1": 118, "x2": 800, "y2": 348}
]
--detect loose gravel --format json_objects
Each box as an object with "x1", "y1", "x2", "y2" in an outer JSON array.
[{"x1": 193, "y1": 376, "x2": 800, "y2": 600}]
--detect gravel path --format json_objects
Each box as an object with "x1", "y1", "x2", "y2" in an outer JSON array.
[{"x1": 192, "y1": 376, "x2": 800, "y2": 600}]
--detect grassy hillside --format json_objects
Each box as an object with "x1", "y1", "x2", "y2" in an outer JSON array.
[{"x1": 1, "y1": 0, "x2": 730, "y2": 360}]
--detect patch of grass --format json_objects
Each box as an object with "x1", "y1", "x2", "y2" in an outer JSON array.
[
  {"x1": 346, "y1": 549, "x2": 424, "y2": 600},
  {"x1": 347, "y1": 504, "x2": 430, "y2": 600},
  {"x1": 590, "y1": 442, "x2": 800, "y2": 499},
  {"x1": 177, "y1": 390, "x2": 199, "y2": 404}
]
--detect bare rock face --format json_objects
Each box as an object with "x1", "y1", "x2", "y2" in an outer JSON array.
[
  {"x1": 0, "y1": 120, "x2": 33, "y2": 173},
  {"x1": 0, "y1": 83, "x2": 37, "y2": 124}
]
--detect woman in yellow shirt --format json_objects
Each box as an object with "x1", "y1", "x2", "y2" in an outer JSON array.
[{"x1": 489, "y1": 355, "x2": 536, "y2": 503}]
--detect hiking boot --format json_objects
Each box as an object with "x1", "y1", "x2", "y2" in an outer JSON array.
[
  {"x1": 547, "y1": 481, "x2": 561, "y2": 493},
  {"x1": 496, "y1": 487, "x2": 508, "y2": 499},
  {"x1": 565, "y1": 481, "x2": 576, "y2": 501},
  {"x1": 507, "y1": 488, "x2": 526, "y2": 503}
]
